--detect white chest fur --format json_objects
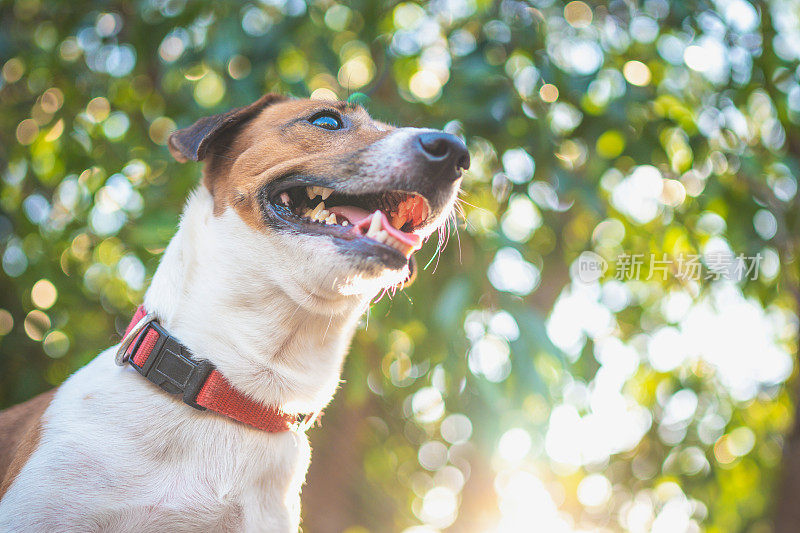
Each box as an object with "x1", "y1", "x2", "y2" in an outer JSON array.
[
  {"x1": 0, "y1": 350, "x2": 311, "y2": 532},
  {"x1": 0, "y1": 188, "x2": 374, "y2": 532}
]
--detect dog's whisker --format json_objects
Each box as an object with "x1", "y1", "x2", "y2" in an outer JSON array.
[
  {"x1": 423, "y1": 236, "x2": 441, "y2": 270},
  {"x1": 431, "y1": 211, "x2": 457, "y2": 273},
  {"x1": 452, "y1": 211, "x2": 463, "y2": 264},
  {"x1": 401, "y1": 289, "x2": 413, "y2": 305},
  {"x1": 455, "y1": 197, "x2": 479, "y2": 209},
  {"x1": 323, "y1": 314, "x2": 334, "y2": 341},
  {"x1": 454, "y1": 200, "x2": 467, "y2": 219},
  {"x1": 455, "y1": 197, "x2": 495, "y2": 224},
  {"x1": 428, "y1": 232, "x2": 444, "y2": 274},
  {"x1": 432, "y1": 237, "x2": 443, "y2": 273},
  {"x1": 373, "y1": 286, "x2": 394, "y2": 304},
  {"x1": 288, "y1": 291, "x2": 314, "y2": 322}
]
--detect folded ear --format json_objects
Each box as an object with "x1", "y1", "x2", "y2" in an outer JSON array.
[{"x1": 168, "y1": 93, "x2": 287, "y2": 163}]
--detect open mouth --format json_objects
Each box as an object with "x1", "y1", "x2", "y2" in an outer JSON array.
[{"x1": 269, "y1": 184, "x2": 431, "y2": 259}]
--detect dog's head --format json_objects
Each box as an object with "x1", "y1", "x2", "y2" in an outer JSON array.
[{"x1": 168, "y1": 94, "x2": 468, "y2": 301}]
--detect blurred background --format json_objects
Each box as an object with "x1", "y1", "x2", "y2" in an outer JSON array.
[{"x1": 1, "y1": 0, "x2": 799, "y2": 531}]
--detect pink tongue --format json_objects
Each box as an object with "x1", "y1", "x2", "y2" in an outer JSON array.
[
  {"x1": 329, "y1": 205, "x2": 370, "y2": 224},
  {"x1": 330, "y1": 205, "x2": 422, "y2": 249}
]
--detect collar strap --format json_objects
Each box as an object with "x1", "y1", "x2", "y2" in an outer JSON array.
[{"x1": 119, "y1": 306, "x2": 318, "y2": 433}]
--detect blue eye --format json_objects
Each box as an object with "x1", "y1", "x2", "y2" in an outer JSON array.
[{"x1": 310, "y1": 114, "x2": 342, "y2": 130}]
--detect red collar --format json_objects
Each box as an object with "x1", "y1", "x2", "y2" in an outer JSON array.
[{"x1": 117, "y1": 306, "x2": 318, "y2": 433}]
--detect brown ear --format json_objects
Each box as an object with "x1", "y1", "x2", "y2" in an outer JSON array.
[{"x1": 168, "y1": 93, "x2": 287, "y2": 163}]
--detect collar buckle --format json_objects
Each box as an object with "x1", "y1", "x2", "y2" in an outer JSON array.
[
  {"x1": 115, "y1": 312, "x2": 156, "y2": 366},
  {"x1": 128, "y1": 321, "x2": 213, "y2": 411}
]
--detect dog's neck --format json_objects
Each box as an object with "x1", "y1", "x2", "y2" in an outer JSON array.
[{"x1": 141, "y1": 187, "x2": 372, "y2": 414}]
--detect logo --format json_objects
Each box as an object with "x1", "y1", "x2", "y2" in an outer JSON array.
[{"x1": 576, "y1": 251, "x2": 608, "y2": 283}]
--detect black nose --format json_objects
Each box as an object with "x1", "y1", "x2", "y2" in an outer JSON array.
[{"x1": 417, "y1": 132, "x2": 470, "y2": 177}]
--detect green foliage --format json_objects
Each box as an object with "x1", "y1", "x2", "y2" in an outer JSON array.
[{"x1": 1, "y1": 0, "x2": 798, "y2": 531}]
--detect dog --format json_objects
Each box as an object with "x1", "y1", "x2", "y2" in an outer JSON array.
[{"x1": 0, "y1": 94, "x2": 469, "y2": 532}]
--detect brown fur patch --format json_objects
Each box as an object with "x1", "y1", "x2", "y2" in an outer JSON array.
[
  {"x1": 173, "y1": 97, "x2": 394, "y2": 230},
  {"x1": 0, "y1": 390, "x2": 55, "y2": 498}
]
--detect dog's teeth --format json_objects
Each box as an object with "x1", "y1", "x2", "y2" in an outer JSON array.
[
  {"x1": 341, "y1": 220, "x2": 350, "y2": 227},
  {"x1": 307, "y1": 186, "x2": 329, "y2": 199},
  {"x1": 367, "y1": 211, "x2": 382, "y2": 237},
  {"x1": 386, "y1": 236, "x2": 403, "y2": 252},
  {"x1": 315, "y1": 209, "x2": 330, "y2": 221},
  {"x1": 374, "y1": 230, "x2": 387, "y2": 243},
  {"x1": 325, "y1": 213, "x2": 337, "y2": 225},
  {"x1": 280, "y1": 192, "x2": 291, "y2": 206},
  {"x1": 310, "y1": 201, "x2": 326, "y2": 218},
  {"x1": 306, "y1": 186, "x2": 333, "y2": 200}
]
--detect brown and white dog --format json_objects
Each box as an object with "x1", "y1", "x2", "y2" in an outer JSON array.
[{"x1": 0, "y1": 94, "x2": 468, "y2": 532}]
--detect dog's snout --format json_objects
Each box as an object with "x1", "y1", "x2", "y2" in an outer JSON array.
[{"x1": 416, "y1": 132, "x2": 470, "y2": 177}]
